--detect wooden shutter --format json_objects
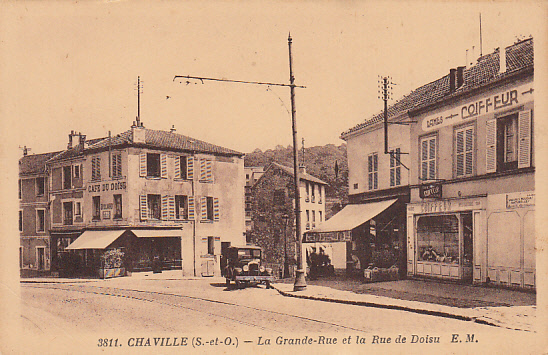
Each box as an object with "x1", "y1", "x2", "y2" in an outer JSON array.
[
  {"x1": 187, "y1": 157, "x2": 194, "y2": 180},
  {"x1": 161, "y1": 154, "x2": 168, "y2": 178},
  {"x1": 485, "y1": 119, "x2": 497, "y2": 173},
  {"x1": 518, "y1": 110, "x2": 532, "y2": 169},
  {"x1": 465, "y1": 128, "x2": 474, "y2": 175},
  {"x1": 139, "y1": 152, "x2": 147, "y2": 177},
  {"x1": 206, "y1": 160, "x2": 213, "y2": 182},
  {"x1": 200, "y1": 159, "x2": 207, "y2": 181},
  {"x1": 213, "y1": 197, "x2": 220, "y2": 221},
  {"x1": 201, "y1": 197, "x2": 208, "y2": 220},
  {"x1": 139, "y1": 195, "x2": 148, "y2": 221},
  {"x1": 188, "y1": 196, "x2": 195, "y2": 220},
  {"x1": 161, "y1": 195, "x2": 169, "y2": 220},
  {"x1": 174, "y1": 156, "x2": 181, "y2": 179},
  {"x1": 168, "y1": 196, "x2": 175, "y2": 220}
]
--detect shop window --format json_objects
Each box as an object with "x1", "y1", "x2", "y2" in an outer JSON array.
[
  {"x1": 389, "y1": 148, "x2": 401, "y2": 187},
  {"x1": 420, "y1": 135, "x2": 437, "y2": 181},
  {"x1": 147, "y1": 153, "x2": 161, "y2": 177},
  {"x1": 36, "y1": 177, "x2": 45, "y2": 196},
  {"x1": 63, "y1": 166, "x2": 72, "y2": 189},
  {"x1": 63, "y1": 202, "x2": 73, "y2": 225},
  {"x1": 113, "y1": 194, "x2": 122, "y2": 219},
  {"x1": 368, "y1": 153, "x2": 378, "y2": 190},
  {"x1": 112, "y1": 153, "x2": 122, "y2": 178},
  {"x1": 147, "y1": 194, "x2": 161, "y2": 220},
  {"x1": 91, "y1": 156, "x2": 101, "y2": 181},
  {"x1": 19, "y1": 210, "x2": 23, "y2": 232},
  {"x1": 57, "y1": 237, "x2": 72, "y2": 252},
  {"x1": 175, "y1": 195, "x2": 188, "y2": 220},
  {"x1": 36, "y1": 209, "x2": 45, "y2": 232},
  {"x1": 455, "y1": 126, "x2": 474, "y2": 177},
  {"x1": 92, "y1": 196, "x2": 101, "y2": 221},
  {"x1": 417, "y1": 215, "x2": 459, "y2": 263}
]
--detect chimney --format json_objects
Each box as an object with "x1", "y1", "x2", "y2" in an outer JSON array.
[
  {"x1": 298, "y1": 164, "x2": 306, "y2": 175},
  {"x1": 170, "y1": 125, "x2": 176, "y2": 133},
  {"x1": 67, "y1": 130, "x2": 75, "y2": 149},
  {"x1": 449, "y1": 68, "x2": 457, "y2": 92},
  {"x1": 499, "y1": 45, "x2": 507, "y2": 74},
  {"x1": 23, "y1": 146, "x2": 28, "y2": 156},
  {"x1": 78, "y1": 133, "x2": 86, "y2": 147},
  {"x1": 470, "y1": 45, "x2": 475, "y2": 67},
  {"x1": 457, "y1": 66, "x2": 465, "y2": 88},
  {"x1": 132, "y1": 118, "x2": 146, "y2": 143}
]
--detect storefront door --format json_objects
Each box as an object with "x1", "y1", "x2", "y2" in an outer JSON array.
[{"x1": 462, "y1": 212, "x2": 473, "y2": 282}]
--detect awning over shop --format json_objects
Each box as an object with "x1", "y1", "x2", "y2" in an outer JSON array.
[
  {"x1": 131, "y1": 229, "x2": 182, "y2": 238},
  {"x1": 66, "y1": 230, "x2": 126, "y2": 250},
  {"x1": 304, "y1": 199, "x2": 398, "y2": 242}
]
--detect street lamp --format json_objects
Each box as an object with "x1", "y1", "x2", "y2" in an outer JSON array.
[{"x1": 281, "y1": 213, "x2": 290, "y2": 278}]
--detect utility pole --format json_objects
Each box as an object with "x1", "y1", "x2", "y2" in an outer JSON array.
[
  {"x1": 378, "y1": 76, "x2": 393, "y2": 154},
  {"x1": 173, "y1": 34, "x2": 307, "y2": 291}
]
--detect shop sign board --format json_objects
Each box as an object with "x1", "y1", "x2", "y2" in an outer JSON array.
[
  {"x1": 304, "y1": 230, "x2": 351, "y2": 243},
  {"x1": 506, "y1": 192, "x2": 535, "y2": 209},
  {"x1": 421, "y1": 83, "x2": 533, "y2": 132},
  {"x1": 419, "y1": 183, "x2": 442, "y2": 199},
  {"x1": 412, "y1": 198, "x2": 483, "y2": 214}
]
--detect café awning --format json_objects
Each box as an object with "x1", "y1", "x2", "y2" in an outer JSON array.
[
  {"x1": 131, "y1": 229, "x2": 182, "y2": 238},
  {"x1": 66, "y1": 230, "x2": 125, "y2": 250},
  {"x1": 304, "y1": 199, "x2": 397, "y2": 242}
]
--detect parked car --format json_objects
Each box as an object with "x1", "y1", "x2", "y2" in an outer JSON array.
[{"x1": 222, "y1": 245, "x2": 274, "y2": 288}]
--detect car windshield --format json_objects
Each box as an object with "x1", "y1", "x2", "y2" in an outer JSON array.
[{"x1": 237, "y1": 249, "x2": 261, "y2": 259}]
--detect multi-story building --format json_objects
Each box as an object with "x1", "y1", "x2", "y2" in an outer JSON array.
[
  {"x1": 19, "y1": 149, "x2": 60, "y2": 276},
  {"x1": 337, "y1": 37, "x2": 534, "y2": 288},
  {"x1": 250, "y1": 162, "x2": 342, "y2": 275},
  {"x1": 405, "y1": 38, "x2": 534, "y2": 288},
  {"x1": 26, "y1": 122, "x2": 245, "y2": 278},
  {"x1": 244, "y1": 166, "x2": 265, "y2": 238}
]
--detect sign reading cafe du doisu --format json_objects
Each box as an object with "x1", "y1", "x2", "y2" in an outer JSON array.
[
  {"x1": 422, "y1": 83, "x2": 533, "y2": 132},
  {"x1": 88, "y1": 179, "x2": 127, "y2": 193}
]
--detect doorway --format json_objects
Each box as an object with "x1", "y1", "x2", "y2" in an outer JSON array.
[
  {"x1": 36, "y1": 247, "x2": 46, "y2": 270},
  {"x1": 462, "y1": 212, "x2": 473, "y2": 282}
]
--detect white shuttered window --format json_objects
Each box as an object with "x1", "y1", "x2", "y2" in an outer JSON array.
[{"x1": 455, "y1": 126, "x2": 474, "y2": 177}]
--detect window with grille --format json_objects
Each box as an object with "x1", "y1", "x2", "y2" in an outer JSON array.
[
  {"x1": 368, "y1": 153, "x2": 378, "y2": 190},
  {"x1": 420, "y1": 136, "x2": 437, "y2": 181},
  {"x1": 455, "y1": 126, "x2": 474, "y2": 177},
  {"x1": 389, "y1": 148, "x2": 401, "y2": 186}
]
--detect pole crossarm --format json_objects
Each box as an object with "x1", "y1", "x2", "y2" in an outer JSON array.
[{"x1": 173, "y1": 75, "x2": 306, "y2": 89}]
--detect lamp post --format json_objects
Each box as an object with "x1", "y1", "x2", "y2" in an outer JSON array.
[{"x1": 281, "y1": 213, "x2": 290, "y2": 278}]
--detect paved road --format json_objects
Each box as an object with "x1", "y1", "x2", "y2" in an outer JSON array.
[{"x1": 18, "y1": 278, "x2": 533, "y2": 354}]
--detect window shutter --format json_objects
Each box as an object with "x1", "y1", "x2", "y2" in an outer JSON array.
[
  {"x1": 168, "y1": 196, "x2": 175, "y2": 220},
  {"x1": 161, "y1": 195, "x2": 169, "y2": 220},
  {"x1": 187, "y1": 157, "x2": 194, "y2": 180},
  {"x1": 161, "y1": 154, "x2": 168, "y2": 178},
  {"x1": 139, "y1": 195, "x2": 148, "y2": 221},
  {"x1": 174, "y1": 156, "x2": 181, "y2": 179},
  {"x1": 140, "y1": 152, "x2": 147, "y2": 177},
  {"x1": 465, "y1": 128, "x2": 474, "y2": 175},
  {"x1": 485, "y1": 119, "x2": 497, "y2": 173},
  {"x1": 188, "y1": 196, "x2": 195, "y2": 220},
  {"x1": 518, "y1": 110, "x2": 532, "y2": 169},
  {"x1": 213, "y1": 197, "x2": 220, "y2": 221},
  {"x1": 201, "y1": 197, "x2": 207, "y2": 220},
  {"x1": 200, "y1": 159, "x2": 207, "y2": 181},
  {"x1": 206, "y1": 160, "x2": 213, "y2": 182}
]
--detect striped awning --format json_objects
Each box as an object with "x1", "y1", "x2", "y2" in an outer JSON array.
[{"x1": 66, "y1": 230, "x2": 125, "y2": 250}]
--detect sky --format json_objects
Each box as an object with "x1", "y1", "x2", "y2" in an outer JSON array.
[{"x1": 1, "y1": 1, "x2": 544, "y2": 155}]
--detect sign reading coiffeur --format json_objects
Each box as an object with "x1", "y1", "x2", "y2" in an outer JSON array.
[{"x1": 422, "y1": 83, "x2": 533, "y2": 132}]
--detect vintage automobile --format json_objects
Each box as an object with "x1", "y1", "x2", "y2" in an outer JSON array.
[{"x1": 222, "y1": 245, "x2": 274, "y2": 288}]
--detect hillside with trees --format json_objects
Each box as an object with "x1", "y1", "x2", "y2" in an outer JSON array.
[{"x1": 245, "y1": 143, "x2": 349, "y2": 216}]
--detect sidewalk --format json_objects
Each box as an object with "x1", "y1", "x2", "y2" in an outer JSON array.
[{"x1": 273, "y1": 278, "x2": 536, "y2": 332}]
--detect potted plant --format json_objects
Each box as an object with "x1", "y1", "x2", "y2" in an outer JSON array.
[{"x1": 98, "y1": 248, "x2": 126, "y2": 279}]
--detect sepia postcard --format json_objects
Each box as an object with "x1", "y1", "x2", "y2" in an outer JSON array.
[{"x1": 1, "y1": 1, "x2": 547, "y2": 354}]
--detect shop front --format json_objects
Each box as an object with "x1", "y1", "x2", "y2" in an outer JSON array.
[{"x1": 407, "y1": 197, "x2": 485, "y2": 283}]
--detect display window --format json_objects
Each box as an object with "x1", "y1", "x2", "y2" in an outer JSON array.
[{"x1": 417, "y1": 214, "x2": 459, "y2": 264}]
